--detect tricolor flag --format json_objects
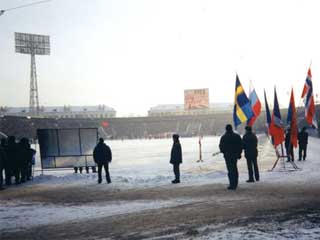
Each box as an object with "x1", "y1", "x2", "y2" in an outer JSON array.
[
  {"x1": 301, "y1": 68, "x2": 317, "y2": 128},
  {"x1": 269, "y1": 87, "x2": 285, "y2": 146},
  {"x1": 287, "y1": 88, "x2": 298, "y2": 148},
  {"x1": 247, "y1": 82, "x2": 262, "y2": 127},
  {"x1": 233, "y1": 75, "x2": 254, "y2": 128}
]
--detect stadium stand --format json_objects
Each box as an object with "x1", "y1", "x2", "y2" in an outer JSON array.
[{"x1": 0, "y1": 105, "x2": 318, "y2": 141}]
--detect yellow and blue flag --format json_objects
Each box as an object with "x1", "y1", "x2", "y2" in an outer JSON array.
[{"x1": 233, "y1": 75, "x2": 253, "y2": 128}]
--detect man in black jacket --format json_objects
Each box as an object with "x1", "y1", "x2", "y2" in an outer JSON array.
[
  {"x1": 6, "y1": 136, "x2": 19, "y2": 185},
  {"x1": 18, "y1": 138, "x2": 36, "y2": 182},
  {"x1": 93, "y1": 138, "x2": 112, "y2": 184},
  {"x1": 219, "y1": 124, "x2": 242, "y2": 190},
  {"x1": 242, "y1": 126, "x2": 259, "y2": 183},
  {"x1": 298, "y1": 127, "x2": 308, "y2": 161},
  {"x1": 170, "y1": 134, "x2": 182, "y2": 184}
]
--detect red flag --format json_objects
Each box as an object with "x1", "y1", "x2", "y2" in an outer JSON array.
[
  {"x1": 269, "y1": 87, "x2": 285, "y2": 146},
  {"x1": 287, "y1": 88, "x2": 298, "y2": 148},
  {"x1": 101, "y1": 120, "x2": 109, "y2": 128}
]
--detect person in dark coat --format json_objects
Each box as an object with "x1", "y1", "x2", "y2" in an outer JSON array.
[
  {"x1": 298, "y1": 127, "x2": 308, "y2": 161},
  {"x1": 219, "y1": 124, "x2": 242, "y2": 190},
  {"x1": 0, "y1": 141, "x2": 6, "y2": 190},
  {"x1": 285, "y1": 128, "x2": 294, "y2": 162},
  {"x1": 170, "y1": 134, "x2": 182, "y2": 184},
  {"x1": 242, "y1": 126, "x2": 259, "y2": 183},
  {"x1": 18, "y1": 138, "x2": 36, "y2": 182},
  {"x1": 93, "y1": 138, "x2": 112, "y2": 184},
  {"x1": 6, "y1": 136, "x2": 19, "y2": 185},
  {"x1": 18, "y1": 138, "x2": 28, "y2": 183},
  {"x1": 1, "y1": 138, "x2": 9, "y2": 186}
]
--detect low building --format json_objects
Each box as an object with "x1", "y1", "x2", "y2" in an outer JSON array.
[
  {"x1": 148, "y1": 103, "x2": 233, "y2": 117},
  {"x1": 0, "y1": 105, "x2": 116, "y2": 119}
]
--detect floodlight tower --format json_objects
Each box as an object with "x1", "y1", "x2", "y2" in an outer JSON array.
[{"x1": 15, "y1": 32, "x2": 50, "y2": 114}]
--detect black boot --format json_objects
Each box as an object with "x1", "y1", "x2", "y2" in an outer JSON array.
[{"x1": 172, "y1": 179, "x2": 180, "y2": 184}]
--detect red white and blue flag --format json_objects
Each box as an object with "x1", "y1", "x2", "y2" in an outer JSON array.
[
  {"x1": 247, "y1": 82, "x2": 261, "y2": 127},
  {"x1": 287, "y1": 88, "x2": 298, "y2": 148},
  {"x1": 269, "y1": 87, "x2": 285, "y2": 146},
  {"x1": 301, "y1": 68, "x2": 317, "y2": 128}
]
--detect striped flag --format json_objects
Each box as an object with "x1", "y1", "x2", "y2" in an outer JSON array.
[
  {"x1": 301, "y1": 68, "x2": 317, "y2": 128},
  {"x1": 233, "y1": 75, "x2": 254, "y2": 128},
  {"x1": 269, "y1": 87, "x2": 285, "y2": 146},
  {"x1": 287, "y1": 88, "x2": 298, "y2": 148},
  {"x1": 247, "y1": 82, "x2": 262, "y2": 127}
]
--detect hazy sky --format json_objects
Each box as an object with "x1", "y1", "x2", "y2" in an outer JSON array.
[{"x1": 1, "y1": 0, "x2": 320, "y2": 116}]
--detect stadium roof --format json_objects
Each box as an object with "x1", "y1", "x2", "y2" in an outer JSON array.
[{"x1": 0, "y1": 105, "x2": 116, "y2": 113}]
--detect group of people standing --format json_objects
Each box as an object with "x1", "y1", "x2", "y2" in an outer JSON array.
[
  {"x1": 92, "y1": 135, "x2": 183, "y2": 185},
  {"x1": 90, "y1": 125, "x2": 309, "y2": 188},
  {"x1": 0, "y1": 127, "x2": 310, "y2": 189},
  {"x1": 285, "y1": 127, "x2": 309, "y2": 162},
  {"x1": 219, "y1": 124, "x2": 309, "y2": 190},
  {"x1": 0, "y1": 136, "x2": 36, "y2": 190},
  {"x1": 92, "y1": 129, "x2": 258, "y2": 188},
  {"x1": 219, "y1": 124, "x2": 259, "y2": 190}
]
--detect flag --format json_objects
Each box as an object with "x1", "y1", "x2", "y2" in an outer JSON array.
[
  {"x1": 301, "y1": 68, "x2": 317, "y2": 128},
  {"x1": 287, "y1": 88, "x2": 298, "y2": 148},
  {"x1": 247, "y1": 83, "x2": 262, "y2": 126},
  {"x1": 101, "y1": 120, "x2": 109, "y2": 128},
  {"x1": 264, "y1": 89, "x2": 274, "y2": 145},
  {"x1": 233, "y1": 75, "x2": 254, "y2": 128},
  {"x1": 269, "y1": 87, "x2": 285, "y2": 146},
  {"x1": 264, "y1": 89, "x2": 272, "y2": 131}
]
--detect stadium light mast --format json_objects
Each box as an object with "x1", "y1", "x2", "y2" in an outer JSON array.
[{"x1": 15, "y1": 32, "x2": 50, "y2": 115}]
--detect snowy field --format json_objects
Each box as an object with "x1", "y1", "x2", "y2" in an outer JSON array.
[
  {"x1": 1, "y1": 135, "x2": 320, "y2": 239},
  {"x1": 28, "y1": 135, "x2": 317, "y2": 188},
  {"x1": 30, "y1": 135, "x2": 270, "y2": 187}
]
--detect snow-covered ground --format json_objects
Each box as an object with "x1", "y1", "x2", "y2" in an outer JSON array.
[
  {"x1": 31, "y1": 136, "x2": 226, "y2": 187},
  {"x1": 2, "y1": 135, "x2": 320, "y2": 239},
  {"x1": 29, "y1": 135, "x2": 319, "y2": 188}
]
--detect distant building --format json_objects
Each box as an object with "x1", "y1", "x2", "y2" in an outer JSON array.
[
  {"x1": 148, "y1": 103, "x2": 233, "y2": 117},
  {"x1": 0, "y1": 105, "x2": 116, "y2": 118}
]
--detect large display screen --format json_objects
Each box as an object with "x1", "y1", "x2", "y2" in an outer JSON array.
[{"x1": 184, "y1": 88, "x2": 209, "y2": 110}]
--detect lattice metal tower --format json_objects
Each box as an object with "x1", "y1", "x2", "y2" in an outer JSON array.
[
  {"x1": 15, "y1": 32, "x2": 50, "y2": 114},
  {"x1": 30, "y1": 52, "x2": 39, "y2": 113}
]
